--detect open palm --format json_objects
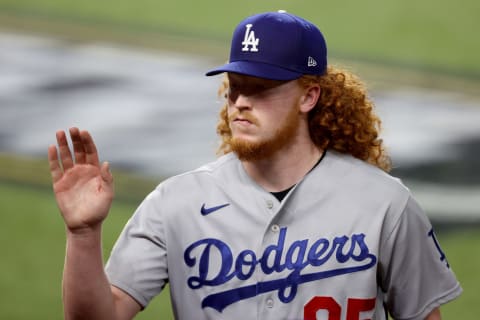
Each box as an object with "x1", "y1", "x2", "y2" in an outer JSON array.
[{"x1": 48, "y1": 128, "x2": 114, "y2": 232}]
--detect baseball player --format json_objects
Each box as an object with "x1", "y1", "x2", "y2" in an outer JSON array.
[{"x1": 48, "y1": 11, "x2": 461, "y2": 320}]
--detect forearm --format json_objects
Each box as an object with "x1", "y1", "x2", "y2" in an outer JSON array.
[
  {"x1": 63, "y1": 226, "x2": 115, "y2": 320},
  {"x1": 425, "y1": 307, "x2": 441, "y2": 320}
]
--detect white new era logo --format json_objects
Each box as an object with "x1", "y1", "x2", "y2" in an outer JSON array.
[
  {"x1": 308, "y1": 56, "x2": 317, "y2": 67},
  {"x1": 242, "y1": 24, "x2": 259, "y2": 52}
]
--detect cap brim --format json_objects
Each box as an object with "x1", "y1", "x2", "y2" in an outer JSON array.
[{"x1": 205, "y1": 61, "x2": 302, "y2": 81}]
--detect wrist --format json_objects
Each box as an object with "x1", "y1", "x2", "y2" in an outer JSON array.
[{"x1": 65, "y1": 223, "x2": 103, "y2": 240}]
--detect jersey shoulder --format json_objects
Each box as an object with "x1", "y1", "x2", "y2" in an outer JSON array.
[
  {"x1": 148, "y1": 153, "x2": 241, "y2": 202},
  {"x1": 319, "y1": 150, "x2": 409, "y2": 194},
  {"x1": 309, "y1": 150, "x2": 413, "y2": 226}
]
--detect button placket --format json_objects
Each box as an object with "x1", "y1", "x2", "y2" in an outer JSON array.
[
  {"x1": 266, "y1": 199, "x2": 274, "y2": 210},
  {"x1": 266, "y1": 297, "x2": 274, "y2": 308},
  {"x1": 270, "y1": 224, "x2": 280, "y2": 233}
]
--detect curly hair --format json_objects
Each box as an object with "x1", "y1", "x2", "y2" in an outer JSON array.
[{"x1": 215, "y1": 66, "x2": 392, "y2": 172}]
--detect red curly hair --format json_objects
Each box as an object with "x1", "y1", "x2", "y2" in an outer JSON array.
[{"x1": 215, "y1": 66, "x2": 392, "y2": 172}]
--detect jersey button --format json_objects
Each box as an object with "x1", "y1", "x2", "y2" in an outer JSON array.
[
  {"x1": 266, "y1": 200, "x2": 274, "y2": 209},
  {"x1": 266, "y1": 298, "x2": 274, "y2": 308},
  {"x1": 271, "y1": 224, "x2": 280, "y2": 233}
]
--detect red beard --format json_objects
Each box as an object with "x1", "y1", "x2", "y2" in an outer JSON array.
[{"x1": 230, "y1": 105, "x2": 301, "y2": 161}]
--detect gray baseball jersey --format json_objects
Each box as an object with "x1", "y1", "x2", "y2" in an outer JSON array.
[{"x1": 105, "y1": 150, "x2": 462, "y2": 320}]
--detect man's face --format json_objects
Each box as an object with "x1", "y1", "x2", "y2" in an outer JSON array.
[{"x1": 226, "y1": 73, "x2": 305, "y2": 161}]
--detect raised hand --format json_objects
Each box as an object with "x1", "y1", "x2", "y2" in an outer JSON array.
[{"x1": 48, "y1": 127, "x2": 114, "y2": 233}]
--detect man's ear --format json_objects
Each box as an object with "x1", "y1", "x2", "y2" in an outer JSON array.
[{"x1": 299, "y1": 85, "x2": 320, "y2": 113}]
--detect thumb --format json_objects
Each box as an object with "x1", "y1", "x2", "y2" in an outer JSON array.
[{"x1": 100, "y1": 161, "x2": 114, "y2": 184}]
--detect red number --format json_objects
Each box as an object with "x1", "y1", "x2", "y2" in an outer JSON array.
[
  {"x1": 304, "y1": 297, "x2": 341, "y2": 320},
  {"x1": 304, "y1": 296, "x2": 376, "y2": 320},
  {"x1": 346, "y1": 298, "x2": 376, "y2": 320}
]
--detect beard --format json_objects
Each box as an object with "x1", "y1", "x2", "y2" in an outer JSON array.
[{"x1": 229, "y1": 105, "x2": 301, "y2": 161}]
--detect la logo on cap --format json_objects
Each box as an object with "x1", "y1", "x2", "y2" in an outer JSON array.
[{"x1": 241, "y1": 24, "x2": 259, "y2": 52}]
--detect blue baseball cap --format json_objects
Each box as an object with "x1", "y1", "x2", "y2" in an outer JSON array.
[{"x1": 205, "y1": 10, "x2": 327, "y2": 81}]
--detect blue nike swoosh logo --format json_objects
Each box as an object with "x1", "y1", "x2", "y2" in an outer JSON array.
[{"x1": 201, "y1": 203, "x2": 230, "y2": 216}]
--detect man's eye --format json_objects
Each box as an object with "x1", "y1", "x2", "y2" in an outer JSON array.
[{"x1": 226, "y1": 87, "x2": 238, "y2": 100}]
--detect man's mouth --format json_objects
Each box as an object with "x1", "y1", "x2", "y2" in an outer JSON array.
[
  {"x1": 229, "y1": 113, "x2": 258, "y2": 126},
  {"x1": 234, "y1": 118, "x2": 252, "y2": 124}
]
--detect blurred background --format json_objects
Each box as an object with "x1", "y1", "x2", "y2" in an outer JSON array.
[{"x1": 0, "y1": 1, "x2": 478, "y2": 319}]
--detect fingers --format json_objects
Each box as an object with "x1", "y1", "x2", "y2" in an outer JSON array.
[
  {"x1": 80, "y1": 130, "x2": 100, "y2": 167},
  {"x1": 51, "y1": 128, "x2": 102, "y2": 176},
  {"x1": 48, "y1": 144, "x2": 63, "y2": 184},
  {"x1": 56, "y1": 130, "x2": 74, "y2": 171},
  {"x1": 70, "y1": 127, "x2": 86, "y2": 164}
]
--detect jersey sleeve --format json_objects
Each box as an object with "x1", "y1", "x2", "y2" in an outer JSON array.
[
  {"x1": 105, "y1": 188, "x2": 168, "y2": 308},
  {"x1": 378, "y1": 195, "x2": 462, "y2": 319}
]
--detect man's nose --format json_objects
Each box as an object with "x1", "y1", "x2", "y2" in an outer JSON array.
[{"x1": 230, "y1": 92, "x2": 252, "y2": 110}]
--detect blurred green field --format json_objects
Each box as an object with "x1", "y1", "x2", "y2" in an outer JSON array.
[
  {"x1": 0, "y1": 0, "x2": 479, "y2": 77},
  {"x1": 0, "y1": 181, "x2": 175, "y2": 320}
]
